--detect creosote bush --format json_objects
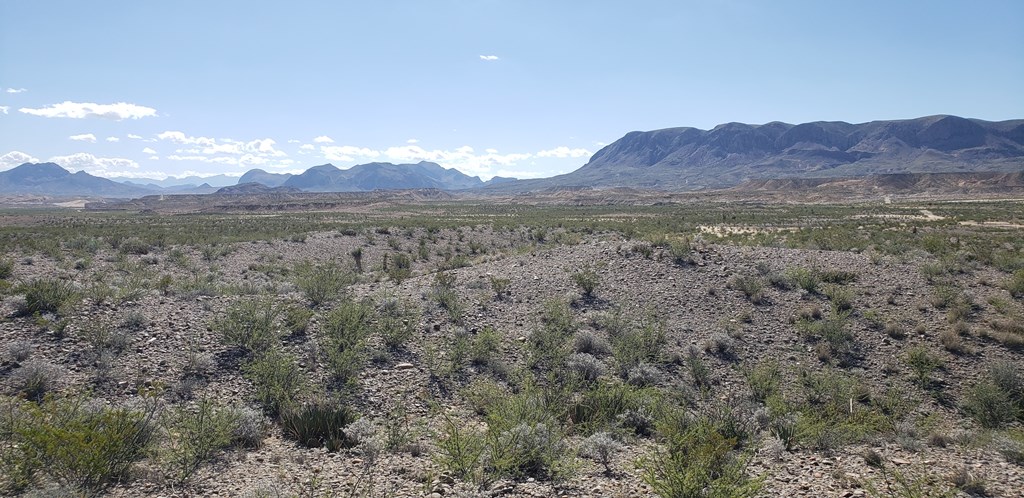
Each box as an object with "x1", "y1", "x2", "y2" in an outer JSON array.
[
  {"x1": 214, "y1": 298, "x2": 282, "y2": 354},
  {"x1": 293, "y1": 261, "x2": 353, "y2": 306},
  {"x1": 640, "y1": 412, "x2": 763, "y2": 498},
  {"x1": 570, "y1": 268, "x2": 600, "y2": 298},
  {"x1": 243, "y1": 348, "x2": 306, "y2": 416},
  {"x1": 321, "y1": 298, "x2": 374, "y2": 384},
  {"x1": 4, "y1": 395, "x2": 158, "y2": 494}
]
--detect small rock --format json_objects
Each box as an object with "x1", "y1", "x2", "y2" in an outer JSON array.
[{"x1": 395, "y1": 362, "x2": 415, "y2": 370}]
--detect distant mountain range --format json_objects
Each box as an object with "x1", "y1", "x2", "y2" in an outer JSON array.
[
  {"x1": 2, "y1": 115, "x2": 1021, "y2": 198},
  {"x1": 0, "y1": 161, "x2": 508, "y2": 198},
  {"x1": 506, "y1": 114, "x2": 1024, "y2": 190},
  {"x1": 0, "y1": 162, "x2": 158, "y2": 197}
]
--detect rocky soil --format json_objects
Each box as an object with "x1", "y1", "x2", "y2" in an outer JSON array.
[{"x1": 1, "y1": 221, "x2": 1022, "y2": 497}]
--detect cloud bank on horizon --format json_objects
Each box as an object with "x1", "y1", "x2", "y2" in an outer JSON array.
[{"x1": 0, "y1": 1, "x2": 1021, "y2": 182}]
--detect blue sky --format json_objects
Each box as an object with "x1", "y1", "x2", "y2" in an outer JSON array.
[{"x1": 1, "y1": 0, "x2": 1022, "y2": 182}]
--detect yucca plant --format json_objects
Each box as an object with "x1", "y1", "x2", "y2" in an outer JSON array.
[{"x1": 280, "y1": 400, "x2": 359, "y2": 452}]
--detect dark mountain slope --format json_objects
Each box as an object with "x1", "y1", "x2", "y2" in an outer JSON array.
[
  {"x1": 534, "y1": 115, "x2": 1024, "y2": 190},
  {"x1": 0, "y1": 163, "x2": 154, "y2": 197}
]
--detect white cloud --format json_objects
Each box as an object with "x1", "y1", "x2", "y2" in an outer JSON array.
[
  {"x1": 321, "y1": 145, "x2": 381, "y2": 162},
  {"x1": 158, "y1": 132, "x2": 286, "y2": 159},
  {"x1": 313, "y1": 135, "x2": 335, "y2": 143},
  {"x1": 380, "y1": 145, "x2": 531, "y2": 176},
  {"x1": 48, "y1": 152, "x2": 140, "y2": 176},
  {"x1": 127, "y1": 134, "x2": 143, "y2": 139},
  {"x1": 485, "y1": 148, "x2": 498, "y2": 154},
  {"x1": 5, "y1": 88, "x2": 27, "y2": 94},
  {"x1": 157, "y1": 130, "x2": 215, "y2": 146},
  {"x1": 299, "y1": 144, "x2": 315, "y2": 151},
  {"x1": 287, "y1": 139, "x2": 301, "y2": 144},
  {"x1": 106, "y1": 136, "x2": 120, "y2": 142},
  {"x1": 142, "y1": 147, "x2": 157, "y2": 154},
  {"x1": 537, "y1": 146, "x2": 591, "y2": 158},
  {"x1": 479, "y1": 55, "x2": 500, "y2": 61},
  {"x1": 0, "y1": 106, "x2": 8, "y2": 114},
  {"x1": 69, "y1": 133, "x2": 97, "y2": 143},
  {"x1": 148, "y1": 156, "x2": 160, "y2": 160},
  {"x1": 0, "y1": 151, "x2": 40, "y2": 170},
  {"x1": 20, "y1": 101, "x2": 157, "y2": 120},
  {"x1": 406, "y1": 138, "x2": 419, "y2": 144}
]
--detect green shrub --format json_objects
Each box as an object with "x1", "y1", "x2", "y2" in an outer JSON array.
[
  {"x1": 668, "y1": 239, "x2": 695, "y2": 265},
  {"x1": 488, "y1": 421, "x2": 569, "y2": 480},
  {"x1": 527, "y1": 300, "x2": 576, "y2": 369},
  {"x1": 9, "y1": 395, "x2": 157, "y2": 494},
  {"x1": 569, "y1": 381, "x2": 658, "y2": 436},
  {"x1": 12, "y1": 360, "x2": 61, "y2": 401},
  {"x1": 321, "y1": 298, "x2": 374, "y2": 384},
  {"x1": 1006, "y1": 269, "x2": 1024, "y2": 298},
  {"x1": 243, "y1": 349, "x2": 305, "y2": 416},
  {"x1": 431, "y1": 271, "x2": 463, "y2": 323},
  {"x1": 117, "y1": 237, "x2": 151, "y2": 255},
  {"x1": 469, "y1": 325, "x2": 501, "y2": 367},
  {"x1": 785, "y1": 267, "x2": 819, "y2": 293},
  {"x1": 570, "y1": 268, "x2": 600, "y2": 298},
  {"x1": 964, "y1": 379, "x2": 1020, "y2": 429},
  {"x1": 818, "y1": 269, "x2": 858, "y2": 285},
  {"x1": 905, "y1": 346, "x2": 943, "y2": 388},
  {"x1": 283, "y1": 304, "x2": 313, "y2": 335},
  {"x1": 16, "y1": 278, "x2": 79, "y2": 315},
  {"x1": 434, "y1": 412, "x2": 486, "y2": 481},
  {"x1": 0, "y1": 259, "x2": 13, "y2": 279},
  {"x1": 386, "y1": 252, "x2": 413, "y2": 282},
  {"x1": 293, "y1": 262, "x2": 353, "y2": 306},
  {"x1": 745, "y1": 361, "x2": 781, "y2": 402},
  {"x1": 162, "y1": 397, "x2": 236, "y2": 482},
  {"x1": 280, "y1": 400, "x2": 359, "y2": 452},
  {"x1": 463, "y1": 377, "x2": 508, "y2": 415},
  {"x1": 214, "y1": 298, "x2": 282, "y2": 354},
  {"x1": 377, "y1": 296, "x2": 418, "y2": 350},
  {"x1": 609, "y1": 312, "x2": 666, "y2": 375},
  {"x1": 822, "y1": 284, "x2": 854, "y2": 313},
  {"x1": 489, "y1": 275, "x2": 511, "y2": 300},
  {"x1": 796, "y1": 311, "x2": 856, "y2": 365},
  {"x1": 640, "y1": 415, "x2": 763, "y2": 498},
  {"x1": 728, "y1": 275, "x2": 765, "y2": 304}
]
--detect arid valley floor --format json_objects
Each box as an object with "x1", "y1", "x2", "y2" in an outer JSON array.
[{"x1": 1, "y1": 194, "x2": 1023, "y2": 497}]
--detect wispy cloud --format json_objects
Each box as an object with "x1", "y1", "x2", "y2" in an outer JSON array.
[
  {"x1": 537, "y1": 146, "x2": 591, "y2": 158},
  {"x1": 127, "y1": 134, "x2": 143, "y2": 140},
  {"x1": 142, "y1": 147, "x2": 157, "y2": 155},
  {"x1": 406, "y1": 138, "x2": 419, "y2": 144},
  {"x1": 0, "y1": 151, "x2": 40, "y2": 170},
  {"x1": 106, "y1": 136, "x2": 120, "y2": 142},
  {"x1": 5, "y1": 88, "x2": 27, "y2": 94},
  {"x1": 479, "y1": 55, "x2": 500, "y2": 61},
  {"x1": 20, "y1": 101, "x2": 157, "y2": 120},
  {"x1": 0, "y1": 106, "x2": 8, "y2": 115},
  {"x1": 69, "y1": 133, "x2": 97, "y2": 143},
  {"x1": 313, "y1": 135, "x2": 335, "y2": 143}
]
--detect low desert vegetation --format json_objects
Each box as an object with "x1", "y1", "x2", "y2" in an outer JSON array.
[{"x1": 0, "y1": 199, "x2": 1021, "y2": 496}]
